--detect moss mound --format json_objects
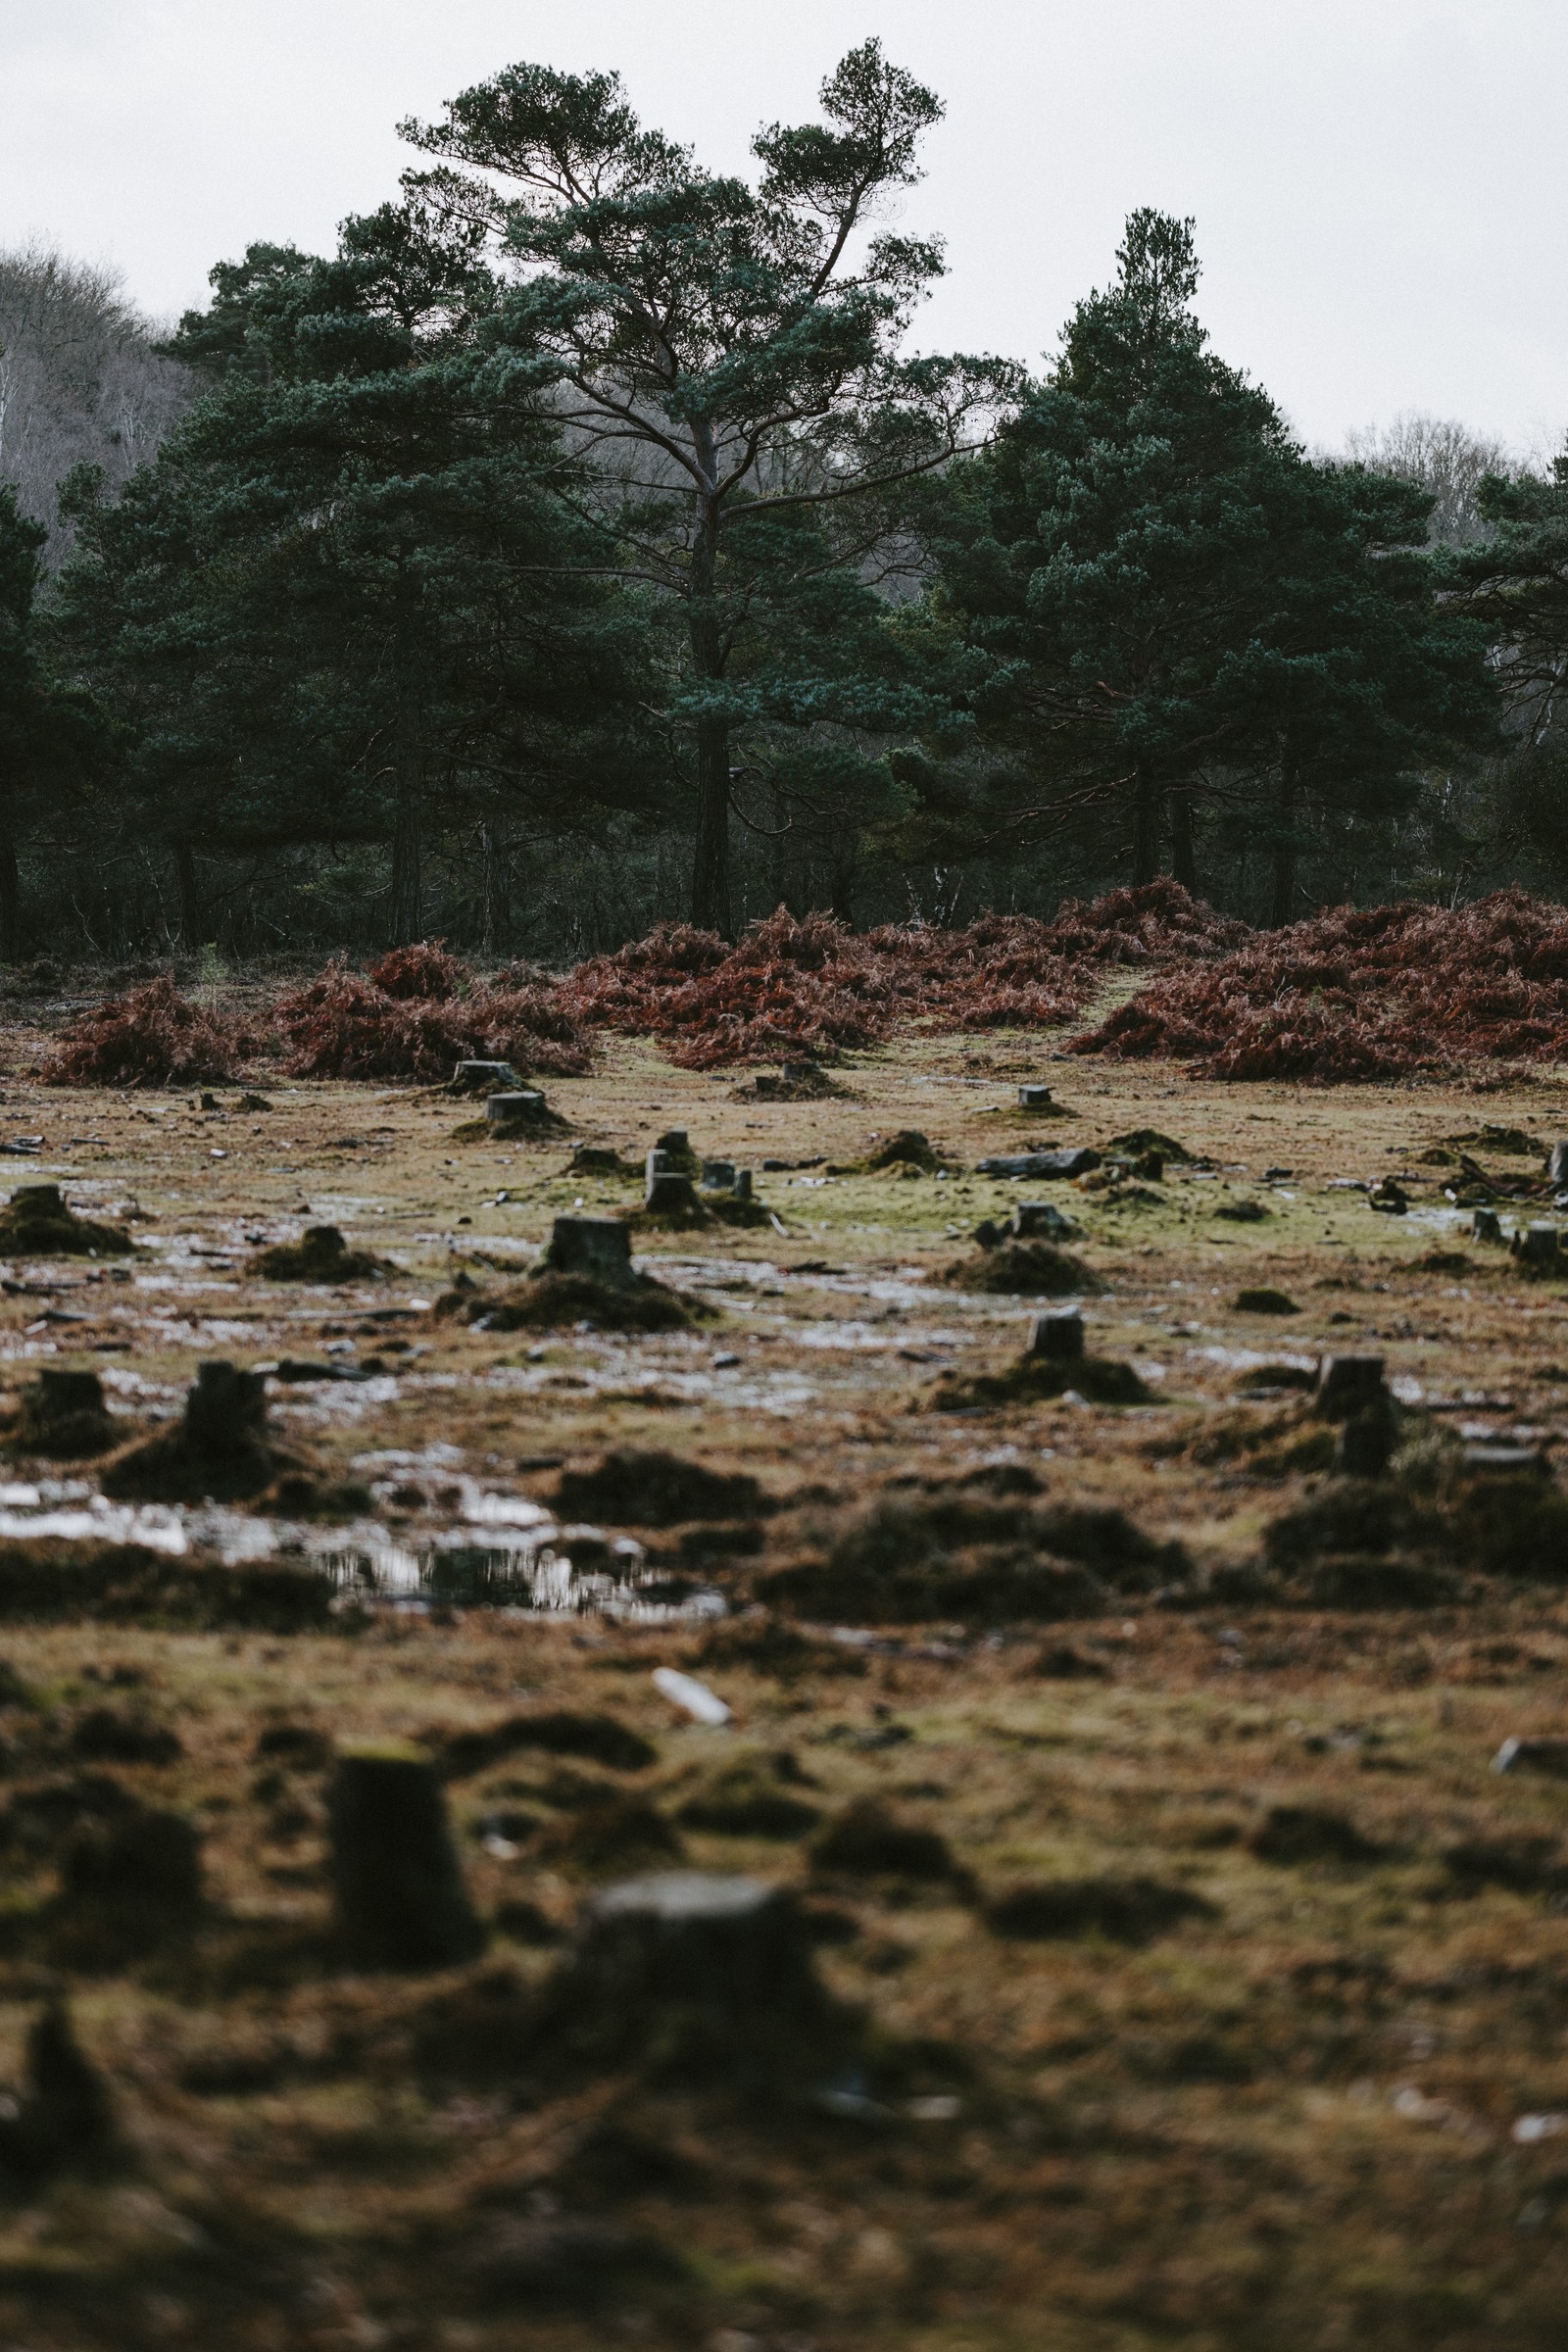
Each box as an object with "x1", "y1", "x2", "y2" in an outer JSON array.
[
  {"x1": 0, "y1": 1186, "x2": 131, "y2": 1259},
  {"x1": 555, "y1": 1449, "x2": 766, "y2": 1526},
  {"x1": 477, "y1": 1269, "x2": 696, "y2": 1333},
  {"x1": 251, "y1": 1224, "x2": 388, "y2": 1283},
  {"x1": 930, "y1": 1353, "x2": 1150, "y2": 1409},
  {"x1": 1235, "y1": 1288, "x2": 1300, "y2": 1314},
  {"x1": 0, "y1": 1543, "x2": 331, "y2": 1628},
  {"x1": 941, "y1": 1243, "x2": 1101, "y2": 1297}
]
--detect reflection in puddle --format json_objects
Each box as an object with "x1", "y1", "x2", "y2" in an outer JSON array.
[{"x1": 0, "y1": 1473, "x2": 722, "y2": 1621}]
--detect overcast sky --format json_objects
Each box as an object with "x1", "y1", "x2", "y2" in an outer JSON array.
[{"x1": 4, "y1": 0, "x2": 1565, "y2": 455}]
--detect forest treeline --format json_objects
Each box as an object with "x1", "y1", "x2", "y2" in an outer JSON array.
[{"x1": 5, "y1": 39, "x2": 1568, "y2": 965}]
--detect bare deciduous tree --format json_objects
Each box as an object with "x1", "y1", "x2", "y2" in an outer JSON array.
[
  {"x1": 0, "y1": 244, "x2": 192, "y2": 565},
  {"x1": 1342, "y1": 411, "x2": 1511, "y2": 547}
]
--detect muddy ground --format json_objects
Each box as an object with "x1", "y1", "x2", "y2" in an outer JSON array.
[{"x1": 0, "y1": 1012, "x2": 1566, "y2": 2350}]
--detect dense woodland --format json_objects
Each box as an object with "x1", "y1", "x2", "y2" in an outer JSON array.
[{"x1": 5, "y1": 40, "x2": 1568, "y2": 967}]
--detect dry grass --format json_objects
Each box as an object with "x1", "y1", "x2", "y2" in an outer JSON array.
[{"x1": 0, "y1": 1004, "x2": 1562, "y2": 2345}]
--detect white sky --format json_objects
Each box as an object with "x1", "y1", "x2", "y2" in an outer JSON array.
[{"x1": 3, "y1": 0, "x2": 1565, "y2": 455}]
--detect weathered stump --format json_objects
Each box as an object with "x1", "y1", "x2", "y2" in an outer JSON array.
[
  {"x1": 1313, "y1": 1356, "x2": 1390, "y2": 1420},
  {"x1": 1548, "y1": 1140, "x2": 1568, "y2": 1188},
  {"x1": 1027, "y1": 1310, "x2": 1084, "y2": 1362},
  {"x1": 541, "y1": 1216, "x2": 634, "y2": 1287},
  {"x1": 14, "y1": 1368, "x2": 116, "y2": 1458},
  {"x1": 1513, "y1": 1222, "x2": 1560, "y2": 1269},
  {"x1": 1017, "y1": 1084, "x2": 1054, "y2": 1110},
  {"x1": 1472, "y1": 1207, "x2": 1503, "y2": 1243},
  {"x1": 184, "y1": 1358, "x2": 268, "y2": 1455},
  {"x1": 541, "y1": 1871, "x2": 835, "y2": 2078},
  {"x1": 329, "y1": 1741, "x2": 486, "y2": 1970},
  {"x1": 645, "y1": 1171, "x2": 704, "y2": 1216},
  {"x1": 485, "y1": 1089, "x2": 548, "y2": 1128},
  {"x1": 1, "y1": 2005, "x2": 116, "y2": 2178}
]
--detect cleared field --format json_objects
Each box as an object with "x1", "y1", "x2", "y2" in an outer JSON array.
[{"x1": 0, "y1": 1022, "x2": 1565, "y2": 2351}]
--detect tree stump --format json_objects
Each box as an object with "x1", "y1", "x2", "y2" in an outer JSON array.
[
  {"x1": 1017, "y1": 1084, "x2": 1054, "y2": 1109},
  {"x1": 329, "y1": 1741, "x2": 486, "y2": 1970},
  {"x1": 541, "y1": 1216, "x2": 635, "y2": 1287},
  {"x1": 1513, "y1": 1223, "x2": 1560, "y2": 1269},
  {"x1": 484, "y1": 1090, "x2": 548, "y2": 1128},
  {"x1": 1472, "y1": 1207, "x2": 1503, "y2": 1243},
  {"x1": 2, "y1": 2004, "x2": 116, "y2": 2177},
  {"x1": 184, "y1": 1359, "x2": 269, "y2": 1455},
  {"x1": 542, "y1": 1871, "x2": 836, "y2": 2077},
  {"x1": 14, "y1": 1368, "x2": 116, "y2": 1458},
  {"x1": 1027, "y1": 1310, "x2": 1084, "y2": 1362},
  {"x1": 1313, "y1": 1356, "x2": 1390, "y2": 1420},
  {"x1": 645, "y1": 1171, "x2": 704, "y2": 1216},
  {"x1": 1548, "y1": 1141, "x2": 1568, "y2": 1188}
]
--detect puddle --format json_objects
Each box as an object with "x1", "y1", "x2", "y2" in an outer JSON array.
[{"x1": 0, "y1": 1469, "x2": 724, "y2": 1620}]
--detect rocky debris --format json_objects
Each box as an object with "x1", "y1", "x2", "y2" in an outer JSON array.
[
  {"x1": 102, "y1": 1359, "x2": 296, "y2": 1504},
  {"x1": 986, "y1": 1876, "x2": 1216, "y2": 1944},
  {"x1": 940, "y1": 1241, "x2": 1102, "y2": 1297},
  {"x1": 554, "y1": 1449, "x2": 766, "y2": 1527},
  {"x1": 1494, "y1": 1736, "x2": 1568, "y2": 1780},
  {"x1": 251, "y1": 1223, "x2": 387, "y2": 1283},
  {"x1": 10, "y1": 1368, "x2": 117, "y2": 1459},
  {"x1": 1249, "y1": 1804, "x2": 1384, "y2": 1864},
  {"x1": 534, "y1": 1870, "x2": 841, "y2": 2080},
  {"x1": 0, "y1": 1184, "x2": 131, "y2": 1259},
  {"x1": 975, "y1": 1148, "x2": 1101, "y2": 1179},
  {"x1": 0, "y1": 2004, "x2": 116, "y2": 2180},
  {"x1": 328, "y1": 1740, "x2": 487, "y2": 1970},
  {"x1": 1235, "y1": 1288, "x2": 1299, "y2": 1315}
]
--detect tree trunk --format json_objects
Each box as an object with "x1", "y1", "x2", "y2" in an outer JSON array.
[
  {"x1": 480, "y1": 819, "x2": 508, "y2": 957},
  {"x1": 1169, "y1": 791, "x2": 1198, "y2": 893},
  {"x1": 1132, "y1": 770, "x2": 1162, "y2": 885},
  {"x1": 686, "y1": 462, "x2": 732, "y2": 937},
  {"x1": 173, "y1": 842, "x2": 200, "y2": 949},
  {"x1": 691, "y1": 712, "x2": 731, "y2": 935},
  {"x1": 388, "y1": 564, "x2": 424, "y2": 947},
  {"x1": 0, "y1": 824, "x2": 19, "y2": 963},
  {"x1": 1270, "y1": 762, "x2": 1298, "y2": 927}
]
